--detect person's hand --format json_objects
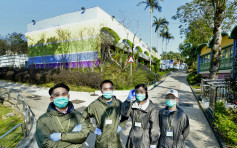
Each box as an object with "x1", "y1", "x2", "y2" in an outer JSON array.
[
  {"x1": 50, "y1": 133, "x2": 61, "y2": 141},
  {"x1": 72, "y1": 124, "x2": 82, "y2": 132},
  {"x1": 94, "y1": 127, "x2": 102, "y2": 135},
  {"x1": 127, "y1": 89, "x2": 136, "y2": 101},
  {"x1": 117, "y1": 125, "x2": 121, "y2": 133}
]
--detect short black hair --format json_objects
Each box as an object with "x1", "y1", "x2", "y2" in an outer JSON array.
[
  {"x1": 100, "y1": 80, "x2": 113, "y2": 89},
  {"x1": 135, "y1": 84, "x2": 148, "y2": 99},
  {"x1": 49, "y1": 83, "x2": 70, "y2": 96}
]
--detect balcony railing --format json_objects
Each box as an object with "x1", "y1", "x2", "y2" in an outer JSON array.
[
  {"x1": 220, "y1": 57, "x2": 233, "y2": 70},
  {"x1": 200, "y1": 62, "x2": 210, "y2": 71},
  {"x1": 200, "y1": 57, "x2": 233, "y2": 72}
]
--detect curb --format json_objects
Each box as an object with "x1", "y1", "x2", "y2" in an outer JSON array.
[{"x1": 189, "y1": 85, "x2": 225, "y2": 148}]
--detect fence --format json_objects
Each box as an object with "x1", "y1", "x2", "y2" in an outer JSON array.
[
  {"x1": 200, "y1": 78, "x2": 229, "y2": 110},
  {"x1": 0, "y1": 88, "x2": 35, "y2": 140}
]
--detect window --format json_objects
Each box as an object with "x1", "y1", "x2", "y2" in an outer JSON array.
[
  {"x1": 222, "y1": 45, "x2": 233, "y2": 59},
  {"x1": 200, "y1": 53, "x2": 211, "y2": 63}
]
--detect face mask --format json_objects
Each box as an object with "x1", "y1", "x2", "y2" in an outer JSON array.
[
  {"x1": 54, "y1": 96, "x2": 69, "y2": 108},
  {"x1": 165, "y1": 100, "x2": 176, "y2": 107},
  {"x1": 136, "y1": 94, "x2": 146, "y2": 102},
  {"x1": 103, "y1": 91, "x2": 113, "y2": 99}
]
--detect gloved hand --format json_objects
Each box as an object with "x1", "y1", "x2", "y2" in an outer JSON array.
[
  {"x1": 117, "y1": 125, "x2": 121, "y2": 133},
  {"x1": 150, "y1": 145, "x2": 156, "y2": 148},
  {"x1": 94, "y1": 127, "x2": 102, "y2": 135},
  {"x1": 127, "y1": 89, "x2": 136, "y2": 101},
  {"x1": 50, "y1": 133, "x2": 61, "y2": 141},
  {"x1": 72, "y1": 124, "x2": 82, "y2": 132}
]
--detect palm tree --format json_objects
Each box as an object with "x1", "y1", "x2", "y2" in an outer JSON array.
[
  {"x1": 152, "y1": 16, "x2": 169, "y2": 55},
  {"x1": 160, "y1": 27, "x2": 168, "y2": 59},
  {"x1": 137, "y1": 0, "x2": 162, "y2": 70},
  {"x1": 165, "y1": 32, "x2": 174, "y2": 52}
]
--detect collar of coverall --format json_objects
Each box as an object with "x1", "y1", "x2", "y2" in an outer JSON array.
[{"x1": 132, "y1": 99, "x2": 150, "y2": 111}]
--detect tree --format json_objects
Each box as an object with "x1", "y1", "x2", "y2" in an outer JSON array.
[
  {"x1": 165, "y1": 32, "x2": 174, "y2": 52},
  {"x1": 152, "y1": 16, "x2": 169, "y2": 55},
  {"x1": 160, "y1": 26, "x2": 169, "y2": 58},
  {"x1": 137, "y1": 0, "x2": 163, "y2": 70},
  {"x1": 0, "y1": 38, "x2": 7, "y2": 56},
  {"x1": 7, "y1": 32, "x2": 27, "y2": 55},
  {"x1": 179, "y1": 42, "x2": 197, "y2": 67},
  {"x1": 209, "y1": 0, "x2": 235, "y2": 79},
  {"x1": 173, "y1": 0, "x2": 237, "y2": 79}
]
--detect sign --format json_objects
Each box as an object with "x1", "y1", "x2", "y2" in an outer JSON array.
[{"x1": 127, "y1": 56, "x2": 135, "y2": 63}]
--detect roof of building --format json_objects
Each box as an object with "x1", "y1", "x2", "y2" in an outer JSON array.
[{"x1": 230, "y1": 25, "x2": 237, "y2": 39}]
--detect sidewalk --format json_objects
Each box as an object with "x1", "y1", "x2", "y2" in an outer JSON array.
[
  {"x1": 148, "y1": 71, "x2": 220, "y2": 148},
  {"x1": 0, "y1": 71, "x2": 220, "y2": 147}
]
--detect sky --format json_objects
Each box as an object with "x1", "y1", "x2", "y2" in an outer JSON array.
[{"x1": 0, "y1": 0, "x2": 191, "y2": 54}]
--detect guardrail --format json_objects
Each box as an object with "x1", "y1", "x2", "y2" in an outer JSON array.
[{"x1": 0, "y1": 88, "x2": 35, "y2": 140}]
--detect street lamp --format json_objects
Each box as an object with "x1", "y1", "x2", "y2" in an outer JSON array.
[
  {"x1": 32, "y1": 20, "x2": 36, "y2": 25},
  {"x1": 81, "y1": 7, "x2": 86, "y2": 14}
]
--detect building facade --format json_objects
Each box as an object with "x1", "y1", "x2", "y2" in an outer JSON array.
[
  {"x1": 196, "y1": 25, "x2": 237, "y2": 79},
  {"x1": 25, "y1": 7, "x2": 157, "y2": 69},
  {"x1": 0, "y1": 54, "x2": 28, "y2": 68}
]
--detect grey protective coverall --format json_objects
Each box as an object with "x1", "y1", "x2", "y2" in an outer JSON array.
[
  {"x1": 121, "y1": 99, "x2": 159, "y2": 148},
  {"x1": 158, "y1": 106, "x2": 190, "y2": 148}
]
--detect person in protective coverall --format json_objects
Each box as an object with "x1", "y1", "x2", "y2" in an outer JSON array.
[
  {"x1": 82, "y1": 80, "x2": 128, "y2": 148},
  {"x1": 121, "y1": 84, "x2": 159, "y2": 148},
  {"x1": 35, "y1": 83, "x2": 90, "y2": 148},
  {"x1": 158, "y1": 89, "x2": 190, "y2": 148}
]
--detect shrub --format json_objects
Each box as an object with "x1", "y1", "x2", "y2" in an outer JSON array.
[
  {"x1": 187, "y1": 72, "x2": 202, "y2": 85},
  {"x1": 214, "y1": 101, "x2": 237, "y2": 147}
]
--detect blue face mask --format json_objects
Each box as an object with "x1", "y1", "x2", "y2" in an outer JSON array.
[
  {"x1": 136, "y1": 94, "x2": 146, "y2": 102},
  {"x1": 54, "y1": 96, "x2": 69, "y2": 108},
  {"x1": 103, "y1": 91, "x2": 113, "y2": 99},
  {"x1": 165, "y1": 100, "x2": 176, "y2": 107}
]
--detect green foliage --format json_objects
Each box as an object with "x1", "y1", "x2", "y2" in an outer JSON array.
[
  {"x1": 102, "y1": 63, "x2": 157, "y2": 89},
  {"x1": 101, "y1": 27, "x2": 120, "y2": 43},
  {"x1": 160, "y1": 51, "x2": 184, "y2": 60},
  {"x1": 144, "y1": 51, "x2": 149, "y2": 56},
  {"x1": 214, "y1": 101, "x2": 237, "y2": 147},
  {"x1": 187, "y1": 72, "x2": 202, "y2": 85},
  {"x1": 135, "y1": 46, "x2": 143, "y2": 52},
  {"x1": 174, "y1": 0, "x2": 237, "y2": 78},
  {"x1": 0, "y1": 33, "x2": 27, "y2": 56},
  {"x1": 123, "y1": 39, "x2": 133, "y2": 47},
  {"x1": 0, "y1": 105, "x2": 24, "y2": 147}
]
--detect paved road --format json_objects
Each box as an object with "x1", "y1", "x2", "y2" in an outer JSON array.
[
  {"x1": 0, "y1": 71, "x2": 220, "y2": 148},
  {"x1": 148, "y1": 71, "x2": 220, "y2": 148}
]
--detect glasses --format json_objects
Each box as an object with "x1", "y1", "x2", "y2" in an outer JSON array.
[
  {"x1": 52, "y1": 92, "x2": 69, "y2": 98},
  {"x1": 102, "y1": 86, "x2": 113, "y2": 91},
  {"x1": 165, "y1": 96, "x2": 176, "y2": 99},
  {"x1": 135, "y1": 89, "x2": 146, "y2": 94}
]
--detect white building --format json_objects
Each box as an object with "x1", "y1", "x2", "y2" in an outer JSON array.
[
  {"x1": 26, "y1": 7, "x2": 157, "y2": 68},
  {"x1": 0, "y1": 54, "x2": 28, "y2": 68}
]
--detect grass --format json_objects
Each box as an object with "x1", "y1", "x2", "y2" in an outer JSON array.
[
  {"x1": 191, "y1": 84, "x2": 201, "y2": 90},
  {"x1": 191, "y1": 84, "x2": 201, "y2": 98},
  {"x1": 0, "y1": 105, "x2": 24, "y2": 148}
]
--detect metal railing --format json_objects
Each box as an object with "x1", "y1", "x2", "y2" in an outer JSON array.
[
  {"x1": 200, "y1": 78, "x2": 229, "y2": 110},
  {"x1": 0, "y1": 88, "x2": 35, "y2": 140},
  {"x1": 0, "y1": 123, "x2": 25, "y2": 140}
]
